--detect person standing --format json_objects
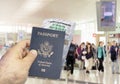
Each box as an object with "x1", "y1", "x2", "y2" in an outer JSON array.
[
  {"x1": 91, "y1": 43, "x2": 97, "y2": 59},
  {"x1": 66, "y1": 42, "x2": 76, "y2": 74},
  {"x1": 110, "y1": 41, "x2": 119, "y2": 74},
  {"x1": 76, "y1": 42, "x2": 85, "y2": 70},
  {"x1": 85, "y1": 42, "x2": 93, "y2": 73},
  {"x1": 97, "y1": 41, "x2": 106, "y2": 72}
]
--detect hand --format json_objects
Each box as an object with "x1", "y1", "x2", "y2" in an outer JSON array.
[{"x1": 0, "y1": 40, "x2": 37, "y2": 84}]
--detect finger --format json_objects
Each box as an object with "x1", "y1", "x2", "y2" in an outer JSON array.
[
  {"x1": 22, "y1": 48, "x2": 29, "y2": 58},
  {"x1": 9, "y1": 40, "x2": 30, "y2": 58},
  {"x1": 23, "y1": 49, "x2": 37, "y2": 70},
  {"x1": 1, "y1": 40, "x2": 31, "y2": 60},
  {"x1": 13, "y1": 40, "x2": 30, "y2": 50}
]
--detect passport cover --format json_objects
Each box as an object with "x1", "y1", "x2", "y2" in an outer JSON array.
[{"x1": 29, "y1": 27, "x2": 65, "y2": 79}]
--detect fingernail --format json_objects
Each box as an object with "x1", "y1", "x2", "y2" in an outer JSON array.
[{"x1": 30, "y1": 50, "x2": 37, "y2": 56}]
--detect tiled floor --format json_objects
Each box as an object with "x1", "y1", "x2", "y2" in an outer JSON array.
[
  {"x1": 25, "y1": 70, "x2": 120, "y2": 84},
  {"x1": 26, "y1": 56, "x2": 120, "y2": 84}
]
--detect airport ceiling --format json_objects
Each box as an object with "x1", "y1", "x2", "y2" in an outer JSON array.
[{"x1": 0, "y1": 0, "x2": 120, "y2": 25}]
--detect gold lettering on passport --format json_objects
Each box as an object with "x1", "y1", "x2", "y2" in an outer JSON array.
[
  {"x1": 41, "y1": 69, "x2": 46, "y2": 72},
  {"x1": 38, "y1": 61, "x2": 52, "y2": 68},
  {"x1": 37, "y1": 32, "x2": 59, "y2": 38}
]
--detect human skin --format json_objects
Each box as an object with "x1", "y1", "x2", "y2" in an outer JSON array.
[{"x1": 0, "y1": 40, "x2": 37, "y2": 84}]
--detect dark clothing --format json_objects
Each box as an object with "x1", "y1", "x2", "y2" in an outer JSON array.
[
  {"x1": 98, "y1": 57, "x2": 104, "y2": 72},
  {"x1": 66, "y1": 43, "x2": 76, "y2": 74},
  {"x1": 110, "y1": 46, "x2": 117, "y2": 62},
  {"x1": 66, "y1": 57, "x2": 75, "y2": 74},
  {"x1": 86, "y1": 49, "x2": 93, "y2": 59},
  {"x1": 67, "y1": 43, "x2": 76, "y2": 57},
  {"x1": 97, "y1": 46, "x2": 105, "y2": 72}
]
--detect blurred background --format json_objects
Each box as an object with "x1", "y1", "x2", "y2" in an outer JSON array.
[{"x1": 0, "y1": 0, "x2": 120, "y2": 55}]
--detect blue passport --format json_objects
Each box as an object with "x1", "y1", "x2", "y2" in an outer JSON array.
[{"x1": 29, "y1": 27, "x2": 65, "y2": 79}]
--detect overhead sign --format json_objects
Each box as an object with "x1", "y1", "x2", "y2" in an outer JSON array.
[{"x1": 96, "y1": 0, "x2": 116, "y2": 31}]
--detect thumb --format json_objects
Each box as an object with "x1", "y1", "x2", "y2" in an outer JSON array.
[{"x1": 23, "y1": 49, "x2": 37, "y2": 70}]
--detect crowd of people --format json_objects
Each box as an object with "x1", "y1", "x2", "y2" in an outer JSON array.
[{"x1": 65, "y1": 40, "x2": 120, "y2": 75}]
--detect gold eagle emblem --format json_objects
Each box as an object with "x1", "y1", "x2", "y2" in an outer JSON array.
[{"x1": 38, "y1": 41, "x2": 54, "y2": 58}]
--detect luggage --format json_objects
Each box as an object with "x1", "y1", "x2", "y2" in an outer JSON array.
[
  {"x1": 64, "y1": 65, "x2": 71, "y2": 71},
  {"x1": 92, "y1": 59, "x2": 99, "y2": 70}
]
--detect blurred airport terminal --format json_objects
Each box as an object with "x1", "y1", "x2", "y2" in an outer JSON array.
[{"x1": 0, "y1": 0, "x2": 120, "y2": 84}]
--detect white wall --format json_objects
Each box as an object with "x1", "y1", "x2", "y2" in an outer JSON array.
[{"x1": 75, "y1": 21, "x2": 97, "y2": 44}]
